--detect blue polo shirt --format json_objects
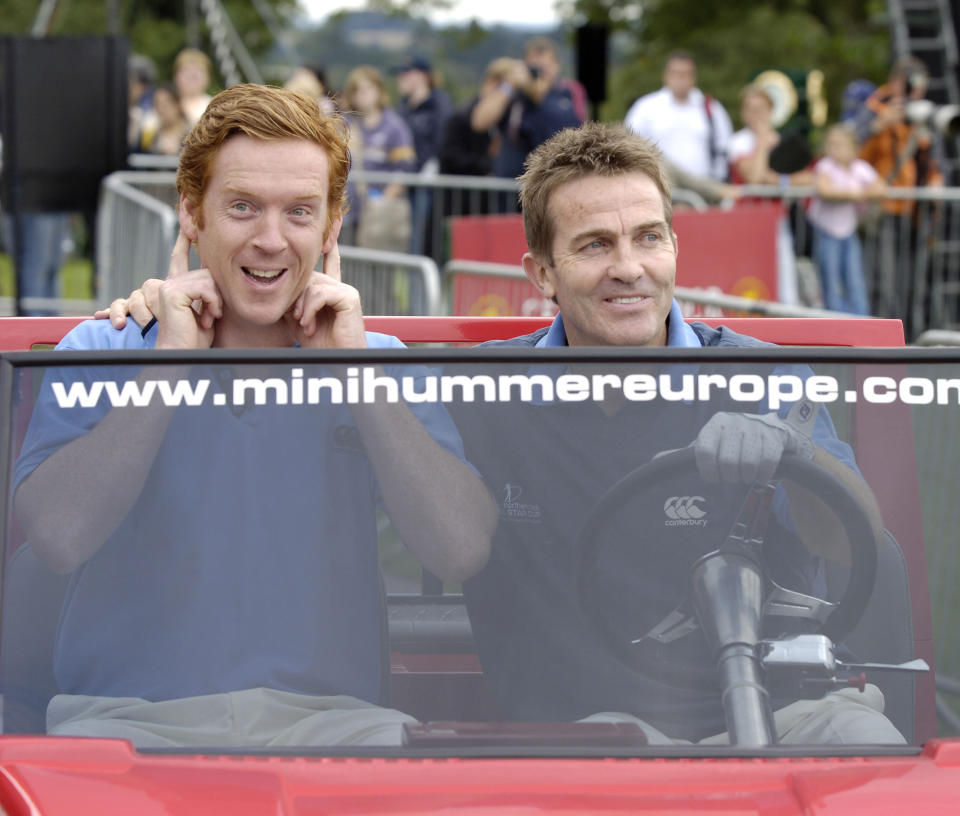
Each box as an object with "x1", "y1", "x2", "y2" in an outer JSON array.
[{"x1": 16, "y1": 318, "x2": 468, "y2": 706}]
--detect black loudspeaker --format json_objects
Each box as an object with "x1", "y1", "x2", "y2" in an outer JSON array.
[
  {"x1": 1, "y1": 36, "x2": 128, "y2": 213},
  {"x1": 576, "y1": 24, "x2": 609, "y2": 107}
]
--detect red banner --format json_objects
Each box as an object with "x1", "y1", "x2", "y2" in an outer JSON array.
[{"x1": 449, "y1": 205, "x2": 782, "y2": 316}]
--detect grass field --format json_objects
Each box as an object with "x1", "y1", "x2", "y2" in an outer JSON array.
[{"x1": 0, "y1": 253, "x2": 95, "y2": 303}]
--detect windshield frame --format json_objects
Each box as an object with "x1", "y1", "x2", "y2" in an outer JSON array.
[{"x1": 1, "y1": 345, "x2": 954, "y2": 758}]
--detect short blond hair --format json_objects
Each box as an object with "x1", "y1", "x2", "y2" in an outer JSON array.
[
  {"x1": 174, "y1": 48, "x2": 212, "y2": 77},
  {"x1": 519, "y1": 122, "x2": 673, "y2": 262},
  {"x1": 176, "y1": 84, "x2": 351, "y2": 237}
]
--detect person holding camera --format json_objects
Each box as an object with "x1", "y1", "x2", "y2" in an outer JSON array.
[
  {"x1": 858, "y1": 57, "x2": 943, "y2": 211},
  {"x1": 470, "y1": 37, "x2": 582, "y2": 179}
]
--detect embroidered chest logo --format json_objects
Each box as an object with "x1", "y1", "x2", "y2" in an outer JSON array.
[
  {"x1": 501, "y1": 483, "x2": 542, "y2": 523},
  {"x1": 663, "y1": 496, "x2": 708, "y2": 527}
]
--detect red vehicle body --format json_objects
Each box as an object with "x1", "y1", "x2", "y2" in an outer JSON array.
[
  {"x1": 1, "y1": 737, "x2": 959, "y2": 814},
  {"x1": 1, "y1": 314, "x2": 958, "y2": 815}
]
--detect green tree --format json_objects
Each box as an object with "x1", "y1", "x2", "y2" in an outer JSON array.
[
  {"x1": 0, "y1": 0, "x2": 298, "y2": 86},
  {"x1": 563, "y1": 0, "x2": 892, "y2": 129}
]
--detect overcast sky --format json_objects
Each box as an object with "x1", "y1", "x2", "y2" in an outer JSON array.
[{"x1": 302, "y1": 0, "x2": 562, "y2": 27}]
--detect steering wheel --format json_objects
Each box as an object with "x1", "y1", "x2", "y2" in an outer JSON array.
[{"x1": 576, "y1": 447, "x2": 878, "y2": 689}]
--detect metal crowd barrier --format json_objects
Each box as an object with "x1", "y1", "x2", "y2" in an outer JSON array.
[
  {"x1": 348, "y1": 170, "x2": 707, "y2": 256},
  {"x1": 730, "y1": 184, "x2": 960, "y2": 340},
  {"x1": 442, "y1": 259, "x2": 865, "y2": 320},
  {"x1": 94, "y1": 168, "x2": 718, "y2": 311},
  {"x1": 366, "y1": 174, "x2": 960, "y2": 337},
  {"x1": 346, "y1": 174, "x2": 960, "y2": 339},
  {"x1": 96, "y1": 173, "x2": 180, "y2": 304},
  {"x1": 914, "y1": 329, "x2": 960, "y2": 345},
  {"x1": 93, "y1": 172, "x2": 442, "y2": 315},
  {"x1": 30, "y1": 168, "x2": 960, "y2": 332},
  {"x1": 338, "y1": 244, "x2": 441, "y2": 316}
]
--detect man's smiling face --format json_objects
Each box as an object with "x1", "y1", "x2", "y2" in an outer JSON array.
[
  {"x1": 522, "y1": 172, "x2": 677, "y2": 348},
  {"x1": 180, "y1": 135, "x2": 339, "y2": 340}
]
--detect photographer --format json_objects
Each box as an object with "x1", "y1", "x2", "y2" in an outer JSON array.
[
  {"x1": 471, "y1": 37, "x2": 582, "y2": 179},
  {"x1": 858, "y1": 57, "x2": 943, "y2": 201}
]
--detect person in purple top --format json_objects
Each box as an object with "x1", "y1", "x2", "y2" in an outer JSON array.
[{"x1": 342, "y1": 66, "x2": 416, "y2": 252}]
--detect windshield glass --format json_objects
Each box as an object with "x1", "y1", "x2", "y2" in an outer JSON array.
[{"x1": 1, "y1": 348, "x2": 955, "y2": 754}]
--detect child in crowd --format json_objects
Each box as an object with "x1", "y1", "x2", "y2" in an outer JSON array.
[{"x1": 808, "y1": 124, "x2": 886, "y2": 314}]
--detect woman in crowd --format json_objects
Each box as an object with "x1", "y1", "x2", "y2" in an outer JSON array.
[
  {"x1": 729, "y1": 83, "x2": 810, "y2": 306},
  {"x1": 341, "y1": 66, "x2": 416, "y2": 252}
]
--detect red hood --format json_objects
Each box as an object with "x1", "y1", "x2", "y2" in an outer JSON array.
[{"x1": 1, "y1": 737, "x2": 959, "y2": 815}]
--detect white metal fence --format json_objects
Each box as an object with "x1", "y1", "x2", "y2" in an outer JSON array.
[
  {"x1": 349, "y1": 174, "x2": 960, "y2": 340},
  {"x1": 735, "y1": 184, "x2": 960, "y2": 339},
  {"x1": 96, "y1": 173, "x2": 180, "y2": 306},
  {"x1": 442, "y1": 259, "x2": 866, "y2": 319},
  {"x1": 10, "y1": 166, "x2": 960, "y2": 334}
]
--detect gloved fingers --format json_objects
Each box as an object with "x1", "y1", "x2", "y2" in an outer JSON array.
[
  {"x1": 746, "y1": 430, "x2": 783, "y2": 485},
  {"x1": 718, "y1": 425, "x2": 755, "y2": 484},
  {"x1": 694, "y1": 417, "x2": 785, "y2": 485},
  {"x1": 693, "y1": 417, "x2": 724, "y2": 482}
]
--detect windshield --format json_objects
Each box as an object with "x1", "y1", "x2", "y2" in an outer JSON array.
[{"x1": 1, "y1": 347, "x2": 955, "y2": 755}]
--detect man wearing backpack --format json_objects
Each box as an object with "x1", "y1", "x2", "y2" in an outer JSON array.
[{"x1": 625, "y1": 51, "x2": 733, "y2": 182}]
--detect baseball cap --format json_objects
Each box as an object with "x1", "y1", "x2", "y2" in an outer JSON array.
[{"x1": 391, "y1": 56, "x2": 431, "y2": 75}]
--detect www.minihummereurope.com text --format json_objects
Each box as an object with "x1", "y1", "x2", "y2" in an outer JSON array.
[{"x1": 50, "y1": 368, "x2": 960, "y2": 411}]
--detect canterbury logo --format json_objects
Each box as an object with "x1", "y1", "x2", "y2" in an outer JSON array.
[{"x1": 664, "y1": 496, "x2": 706, "y2": 520}]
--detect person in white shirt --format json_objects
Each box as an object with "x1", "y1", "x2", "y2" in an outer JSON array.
[{"x1": 624, "y1": 51, "x2": 733, "y2": 182}]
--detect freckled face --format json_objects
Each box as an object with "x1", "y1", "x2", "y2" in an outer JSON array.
[
  {"x1": 180, "y1": 135, "x2": 339, "y2": 336},
  {"x1": 522, "y1": 172, "x2": 677, "y2": 347}
]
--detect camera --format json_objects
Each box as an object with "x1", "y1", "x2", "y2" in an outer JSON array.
[{"x1": 905, "y1": 99, "x2": 960, "y2": 137}]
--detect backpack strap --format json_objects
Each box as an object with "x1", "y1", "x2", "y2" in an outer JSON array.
[{"x1": 704, "y1": 93, "x2": 720, "y2": 177}]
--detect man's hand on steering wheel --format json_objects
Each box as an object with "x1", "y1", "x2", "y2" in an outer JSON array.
[{"x1": 693, "y1": 411, "x2": 816, "y2": 485}]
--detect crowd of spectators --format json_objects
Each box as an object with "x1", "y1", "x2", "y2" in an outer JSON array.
[
  {"x1": 127, "y1": 38, "x2": 587, "y2": 254},
  {"x1": 618, "y1": 50, "x2": 945, "y2": 324},
  {"x1": 128, "y1": 49, "x2": 213, "y2": 156},
  {"x1": 119, "y1": 44, "x2": 948, "y2": 326}
]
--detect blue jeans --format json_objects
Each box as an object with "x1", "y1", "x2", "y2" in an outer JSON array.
[
  {"x1": 2, "y1": 212, "x2": 69, "y2": 315},
  {"x1": 814, "y1": 228, "x2": 869, "y2": 315}
]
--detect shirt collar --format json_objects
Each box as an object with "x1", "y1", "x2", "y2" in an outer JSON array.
[
  {"x1": 667, "y1": 298, "x2": 703, "y2": 347},
  {"x1": 535, "y1": 313, "x2": 568, "y2": 347},
  {"x1": 535, "y1": 299, "x2": 703, "y2": 349}
]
